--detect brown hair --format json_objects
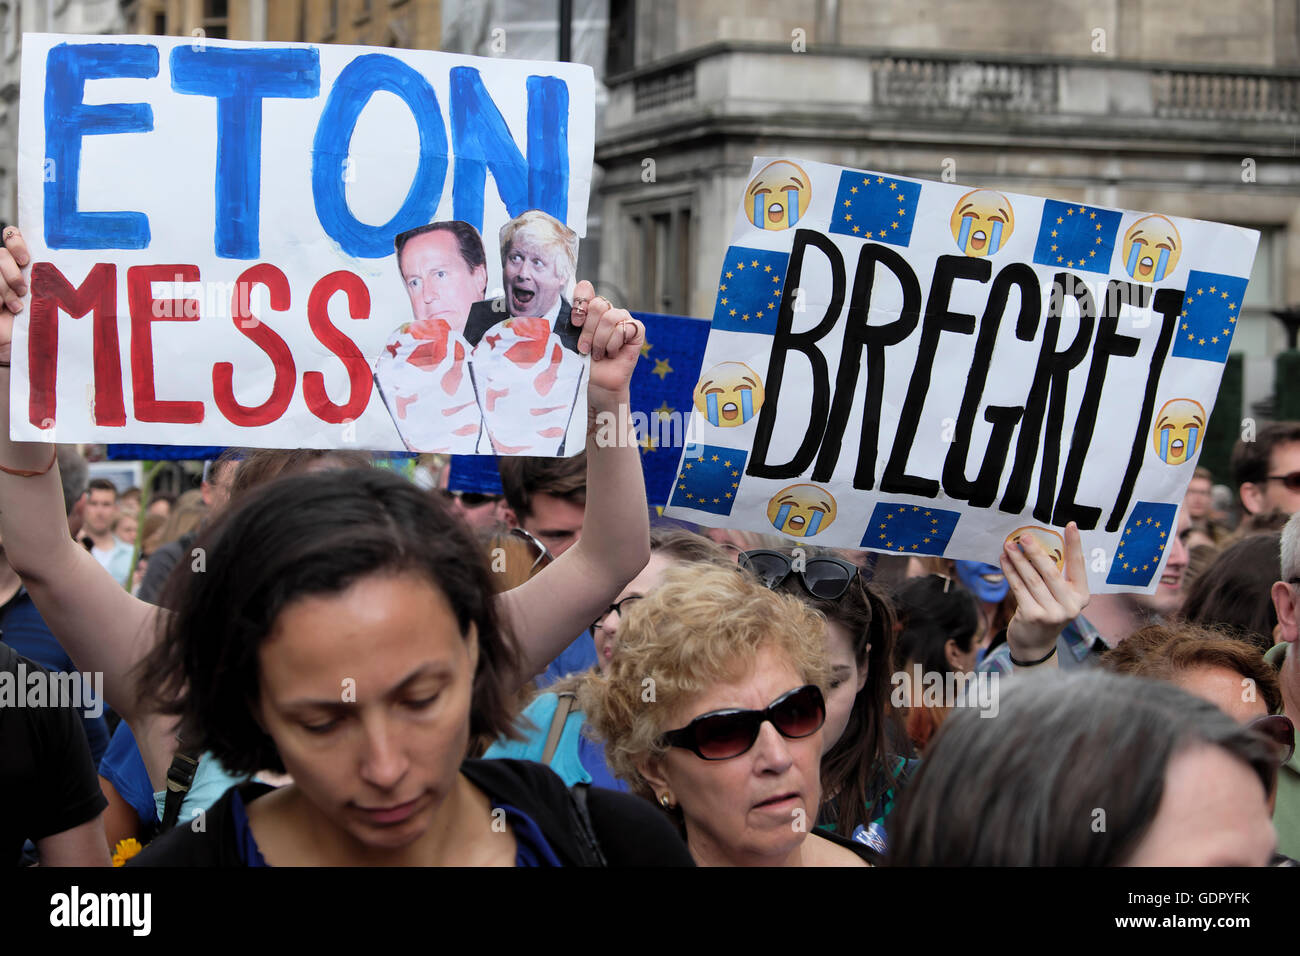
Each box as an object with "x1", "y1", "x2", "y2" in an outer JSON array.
[
  {"x1": 497, "y1": 453, "x2": 586, "y2": 522},
  {"x1": 1102, "y1": 622, "x2": 1282, "y2": 714},
  {"x1": 1232, "y1": 421, "x2": 1300, "y2": 489},
  {"x1": 229, "y1": 449, "x2": 374, "y2": 502},
  {"x1": 1179, "y1": 532, "x2": 1281, "y2": 653}
]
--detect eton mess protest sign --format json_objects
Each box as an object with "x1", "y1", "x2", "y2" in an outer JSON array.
[
  {"x1": 664, "y1": 157, "x2": 1259, "y2": 594},
  {"x1": 13, "y1": 33, "x2": 595, "y2": 455}
]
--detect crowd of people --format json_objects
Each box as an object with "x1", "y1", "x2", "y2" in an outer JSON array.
[{"x1": 3, "y1": 223, "x2": 1300, "y2": 868}]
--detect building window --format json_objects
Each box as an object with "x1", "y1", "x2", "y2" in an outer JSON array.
[
  {"x1": 153, "y1": 11, "x2": 167, "y2": 35},
  {"x1": 623, "y1": 193, "x2": 694, "y2": 315},
  {"x1": 606, "y1": 0, "x2": 635, "y2": 76},
  {"x1": 202, "y1": 0, "x2": 228, "y2": 39}
]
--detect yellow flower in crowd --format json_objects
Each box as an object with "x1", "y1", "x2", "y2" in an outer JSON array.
[{"x1": 111, "y1": 838, "x2": 143, "y2": 867}]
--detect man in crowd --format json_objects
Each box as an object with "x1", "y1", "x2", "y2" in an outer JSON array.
[
  {"x1": 498, "y1": 453, "x2": 594, "y2": 683},
  {"x1": 464, "y1": 209, "x2": 583, "y2": 351},
  {"x1": 79, "y1": 478, "x2": 133, "y2": 588},
  {"x1": 1269, "y1": 511, "x2": 1300, "y2": 857},
  {"x1": 136, "y1": 453, "x2": 239, "y2": 606},
  {"x1": 1233, "y1": 421, "x2": 1300, "y2": 526}
]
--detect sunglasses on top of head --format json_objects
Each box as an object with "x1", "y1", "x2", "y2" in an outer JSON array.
[
  {"x1": 659, "y1": 684, "x2": 826, "y2": 760},
  {"x1": 737, "y1": 549, "x2": 862, "y2": 601}
]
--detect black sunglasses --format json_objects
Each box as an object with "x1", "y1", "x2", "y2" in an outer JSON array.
[
  {"x1": 1266, "y1": 471, "x2": 1300, "y2": 493},
  {"x1": 509, "y1": 527, "x2": 553, "y2": 574},
  {"x1": 440, "y1": 489, "x2": 500, "y2": 507},
  {"x1": 591, "y1": 595, "x2": 642, "y2": 634},
  {"x1": 660, "y1": 685, "x2": 826, "y2": 760},
  {"x1": 737, "y1": 549, "x2": 862, "y2": 601},
  {"x1": 1250, "y1": 714, "x2": 1295, "y2": 766}
]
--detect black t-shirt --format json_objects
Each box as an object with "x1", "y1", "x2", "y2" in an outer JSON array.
[{"x1": 0, "y1": 643, "x2": 107, "y2": 865}]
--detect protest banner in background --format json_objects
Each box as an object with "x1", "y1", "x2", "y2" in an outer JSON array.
[
  {"x1": 13, "y1": 33, "x2": 595, "y2": 455},
  {"x1": 663, "y1": 156, "x2": 1259, "y2": 593}
]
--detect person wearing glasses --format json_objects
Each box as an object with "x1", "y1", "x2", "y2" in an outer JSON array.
[
  {"x1": 734, "y1": 547, "x2": 912, "y2": 853},
  {"x1": 889, "y1": 671, "x2": 1279, "y2": 866},
  {"x1": 1268, "y1": 512, "x2": 1300, "y2": 858},
  {"x1": 582, "y1": 563, "x2": 876, "y2": 865},
  {"x1": 1232, "y1": 421, "x2": 1300, "y2": 522},
  {"x1": 483, "y1": 530, "x2": 732, "y2": 790}
]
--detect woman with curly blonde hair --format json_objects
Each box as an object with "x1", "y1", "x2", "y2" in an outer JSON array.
[{"x1": 580, "y1": 564, "x2": 874, "y2": 866}]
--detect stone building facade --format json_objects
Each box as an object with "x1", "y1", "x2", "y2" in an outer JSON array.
[{"x1": 595, "y1": 0, "x2": 1300, "y2": 414}]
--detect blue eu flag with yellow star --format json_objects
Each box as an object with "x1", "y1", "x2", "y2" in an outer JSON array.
[
  {"x1": 711, "y1": 246, "x2": 789, "y2": 335},
  {"x1": 1171, "y1": 270, "x2": 1248, "y2": 364},
  {"x1": 828, "y1": 170, "x2": 920, "y2": 246},
  {"x1": 861, "y1": 502, "x2": 960, "y2": 556},
  {"x1": 1032, "y1": 199, "x2": 1121, "y2": 274},
  {"x1": 1106, "y1": 500, "x2": 1179, "y2": 587},
  {"x1": 668, "y1": 445, "x2": 748, "y2": 516}
]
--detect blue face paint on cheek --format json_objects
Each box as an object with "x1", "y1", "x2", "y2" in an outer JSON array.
[
  {"x1": 1126, "y1": 240, "x2": 1143, "y2": 277},
  {"x1": 786, "y1": 188, "x2": 799, "y2": 227},
  {"x1": 989, "y1": 220, "x2": 1004, "y2": 253},
  {"x1": 772, "y1": 504, "x2": 792, "y2": 532},
  {"x1": 1154, "y1": 246, "x2": 1171, "y2": 281},
  {"x1": 956, "y1": 216, "x2": 973, "y2": 252}
]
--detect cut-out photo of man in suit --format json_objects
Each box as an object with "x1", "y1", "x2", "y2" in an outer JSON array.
[{"x1": 464, "y1": 210, "x2": 582, "y2": 352}]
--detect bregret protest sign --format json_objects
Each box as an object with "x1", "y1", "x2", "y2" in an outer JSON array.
[
  {"x1": 664, "y1": 157, "x2": 1259, "y2": 593},
  {"x1": 14, "y1": 33, "x2": 595, "y2": 455}
]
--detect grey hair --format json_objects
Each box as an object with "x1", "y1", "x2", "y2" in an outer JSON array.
[
  {"x1": 888, "y1": 670, "x2": 1276, "y2": 866},
  {"x1": 56, "y1": 445, "x2": 89, "y2": 517},
  {"x1": 1282, "y1": 511, "x2": 1300, "y2": 581}
]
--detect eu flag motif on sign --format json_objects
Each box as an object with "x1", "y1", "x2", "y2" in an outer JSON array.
[
  {"x1": 1170, "y1": 270, "x2": 1249, "y2": 364},
  {"x1": 710, "y1": 246, "x2": 789, "y2": 335},
  {"x1": 1032, "y1": 200, "x2": 1122, "y2": 274},
  {"x1": 668, "y1": 445, "x2": 748, "y2": 516},
  {"x1": 1106, "y1": 500, "x2": 1180, "y2": 587},
  {"x1": 861, "y1": 502, "x2": 960, "y2": 556},
  {"x1": 827, "y1": 170, "x2": 921, "y2": 246}
]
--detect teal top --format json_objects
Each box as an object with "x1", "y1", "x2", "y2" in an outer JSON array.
[
  {"x1": 152, "y1": 752, "x2": 249, "y2": 824},
  {"x1": 484, "y1": 693, "x2": 592, "y2": 786}
]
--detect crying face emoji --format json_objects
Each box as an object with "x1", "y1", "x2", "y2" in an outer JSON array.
[
  {"x1": 744, "y1": 161, "x2": 812, "y2": 230},
  {"x1": 1004, "y1": 527, "x2": 1066, "y2": 573},
  {"x1": 1122, "y1": 215, "x2": 1181, "y2": 283},
  {"x1": 766, "y1": 484, "x2": 837, "y2": 538},
  {"x1": 950, "y1": 189, "x2": 1015, "y2": 257},
  {"x1": 1152, "y1": 398, "x2": 1206, "y2": 465},
  {"x1": 693, "y1": 363, "x2": 765, "y2": 427}
]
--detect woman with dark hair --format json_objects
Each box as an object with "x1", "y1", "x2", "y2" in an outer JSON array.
[
  {"x1": 893, "y1": 575, "x2": 982, "y2": 751},
  {"x1": 889, "y1": 671, "x2": 1279, "y2": 866},
  {"x1": 126, "y1": 469, "x2": 689, "y2": 865},
  {"x1": 1180, "y1": 532, "x2": 1283, "y2": 653},
  {"x1": 736, "y1": 547, "x2": 910, "y2": 849}
]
